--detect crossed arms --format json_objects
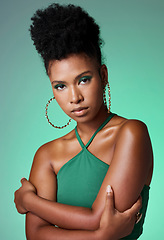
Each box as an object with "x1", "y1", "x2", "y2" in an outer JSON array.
[{"x1": 14, "y1": 120, "x2": 153, "y2": 240}]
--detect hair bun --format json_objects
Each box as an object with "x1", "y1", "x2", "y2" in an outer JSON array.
[{"x1": 30, "y1": 3, "x2": 103, "y2": 74}]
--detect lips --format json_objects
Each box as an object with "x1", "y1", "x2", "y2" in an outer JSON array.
[
  {"x1": 71, "y1": 107, "x2": 89, "y2": 117},
  {"x1": 72, "y1": 107, "x2": 88, "y2": 112}
]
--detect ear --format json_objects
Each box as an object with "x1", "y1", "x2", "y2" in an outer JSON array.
[{"x1": 99, "y1": 64, "x2": 108, "y2": 87}]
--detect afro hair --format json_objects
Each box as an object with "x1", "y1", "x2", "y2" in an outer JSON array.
[{"x1": 30, "y1": 3, "x2": 104, "y2": 74}]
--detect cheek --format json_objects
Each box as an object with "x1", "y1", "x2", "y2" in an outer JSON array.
[
  {"x1": 55, "y1": 96, "x2": 66, "y2": 108},
  {"x1": 85, "y1": 84, "x2": 104, "y2": 108},
  {"x1": 89, "y1": 82, "x2": 103, "y2": 100}
]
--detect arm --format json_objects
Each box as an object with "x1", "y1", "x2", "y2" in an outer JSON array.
[
  {"x1": 26, "y1": 212, "x2": 100, "y2": 240},
  {"x1": 18, "y1": 183, "x2": 141, "y2": 240},
  {"x1": 25, "y1": 144, "x2": 98, "y2": 230},
  {"x1": 92, "y1": 120, "x2": 153, "y2": 213},
  {"x1": 15, "y1": 120, "x2": 152, "y2": 231},
  {"x1": 24, "y1": 146, "x2": 101, "y2": 240}
]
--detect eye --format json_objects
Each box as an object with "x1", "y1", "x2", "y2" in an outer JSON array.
[
  {"x1": 54, "y1": 84, "x2": 66, "y2": 90},
  {"x1": 79, "y1": 76, "x2": 92, "y2": 85}
]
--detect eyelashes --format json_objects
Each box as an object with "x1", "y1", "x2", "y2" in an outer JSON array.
[
  {"x1": 54, "y1": 83, "x2": 66, "y2": 90},
  {"x1": 53, "y1": 75, "x2": 92, "y2": 90},
  {"x1": 78, "y1": 75, "x2": 92, "y2": 84}
]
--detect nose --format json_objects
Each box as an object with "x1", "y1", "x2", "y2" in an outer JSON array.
[{"x1": 69, "y1": 86, "x2": 83, "y2": 104}]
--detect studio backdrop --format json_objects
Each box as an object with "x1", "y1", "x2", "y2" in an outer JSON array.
[{"x1": 0, "y1": 0, "x2": 163, "y2": 239}]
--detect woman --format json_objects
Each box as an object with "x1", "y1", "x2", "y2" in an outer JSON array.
[{"x1": 14, "y1": 3, "x2": 153, "y2": 240}]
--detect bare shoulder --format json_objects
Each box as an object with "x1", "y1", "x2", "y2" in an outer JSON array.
[
  {"x1": 112, "y1": 115, "x2": 153, "y2": 166},
  {"x1": 121, "y1": 118, "x2": 148, "y2": 134},
  {"x1": 32, "y1": 129, "x2": 76, "y2": 165},
  {"x1": 29, "y1": 130, "x2": 76, "y2": 192},
  {"x1": 108, "y1": 115, "x2": 153, "y2": 188},
  {"x1": 111, "y1": 114, "x2": 149, "y2": 139}
]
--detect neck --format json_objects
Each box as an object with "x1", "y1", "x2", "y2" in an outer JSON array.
[{"x1": 76, "y1": 104, "x2": 110, "y2": 138}]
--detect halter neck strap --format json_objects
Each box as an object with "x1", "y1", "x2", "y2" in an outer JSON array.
[{"x1": 75, "y1": 112, "x2": 116, "y2": 149}]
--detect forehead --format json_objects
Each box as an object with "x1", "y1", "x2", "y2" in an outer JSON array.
[{"x1": 48, "y1": 54, "x2": 99, "y2": 80}]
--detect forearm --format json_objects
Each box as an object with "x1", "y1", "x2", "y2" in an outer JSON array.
[
  {"x1": 27, "y1": 193, "x2": 101, "y2": 230},
  {"x1": 26, "y1": 187, "x2": 137, "y2": 240},
  {"x1": 32, "y1": 225, "x2": 101, "y2": 240},
  {"x1": 27, "y1": 219, "x2": 115, "y2": 240}
]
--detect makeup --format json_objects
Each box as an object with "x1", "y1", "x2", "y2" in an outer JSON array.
[
  {"x1": 54, "y1": 84, "x2": 66, "y2": 90},
  {"x1": 78, "y1": 75, "x2": 92, "y2": 84}
]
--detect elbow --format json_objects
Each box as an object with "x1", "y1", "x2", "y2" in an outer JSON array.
[
  {"x1": 26, "y1": 214, "x2": 37, "y2": 240},
  {"x1": 26, "y1": 224, "x2": 36, "y2": 240},
  {"x1": 26, "y1": 225, "x2": 43, "y2": 240},
  {"x1": 26, "y1": 230, "x2": 34, "y2": 240},
  {"x1": 26, "y1": 213, "x2": 44, "y2": 240}
]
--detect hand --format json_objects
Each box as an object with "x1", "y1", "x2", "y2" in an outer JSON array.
[
  {"x1": 14, "y1": 178, "x2": 36, "y2": 214},
  {"x1": 98, "y1": 185, "x2": 142, "y2": 240}
]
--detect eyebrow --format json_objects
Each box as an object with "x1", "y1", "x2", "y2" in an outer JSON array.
[{"x1": 51, "y1": 71, "x2": 92, "y2": 84}]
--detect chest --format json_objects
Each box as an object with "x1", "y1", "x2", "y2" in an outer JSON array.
[{"x1": 52, "y1": 126, "x2": 118, "y2": 175}]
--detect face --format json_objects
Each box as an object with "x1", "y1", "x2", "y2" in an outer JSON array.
[{"x1": 48, "y1": 54, "x2": 108, "y2": 123}]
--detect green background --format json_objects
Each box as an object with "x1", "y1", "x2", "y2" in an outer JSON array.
[{"x1": 1, "y1": 0, "x2": 163, "y2": 239}]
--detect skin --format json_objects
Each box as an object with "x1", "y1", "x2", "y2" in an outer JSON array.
[{"x1": 14, "y1": 53, "x2": 153, "y2": 240}]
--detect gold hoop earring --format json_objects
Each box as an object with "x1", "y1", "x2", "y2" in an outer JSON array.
[
  {"x1": 103, "y1": 81, "x2": 111, "y2": 113},
  {"x1": 45, "y1": 97, "x2": 72, "y2": 129}
]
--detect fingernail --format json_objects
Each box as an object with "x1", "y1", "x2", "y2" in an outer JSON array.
[{"x1": 106, "y1": 185, "x2": 112, "y2": 194}]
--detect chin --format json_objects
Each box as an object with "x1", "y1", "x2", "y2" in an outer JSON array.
[{"x1": 74, "y1": 113, "x2": 99, "y2": 124}]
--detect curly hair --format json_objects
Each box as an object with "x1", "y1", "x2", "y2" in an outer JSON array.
[{"x1": 30, "y1": 3, "x2": 104, "y2": 74}]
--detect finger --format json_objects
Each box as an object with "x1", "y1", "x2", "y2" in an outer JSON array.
[
  {"x1": 126, "y1": 195, "x2": 142, "y2": 215},
  {"x1": 105, "y1": 185, "x2": 115, "y2": 213},
  {"x1": 21, "y1": 178, "x2": 27, "y2": 184}
]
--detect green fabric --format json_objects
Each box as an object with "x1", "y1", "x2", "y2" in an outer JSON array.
[{"x1": 57, "y1": 112, "x2": 149, "y2": 239}]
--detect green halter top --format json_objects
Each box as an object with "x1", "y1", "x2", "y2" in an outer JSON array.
[{"x1": 57, "y1": 112, "x2": 150, "y2": 239}]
